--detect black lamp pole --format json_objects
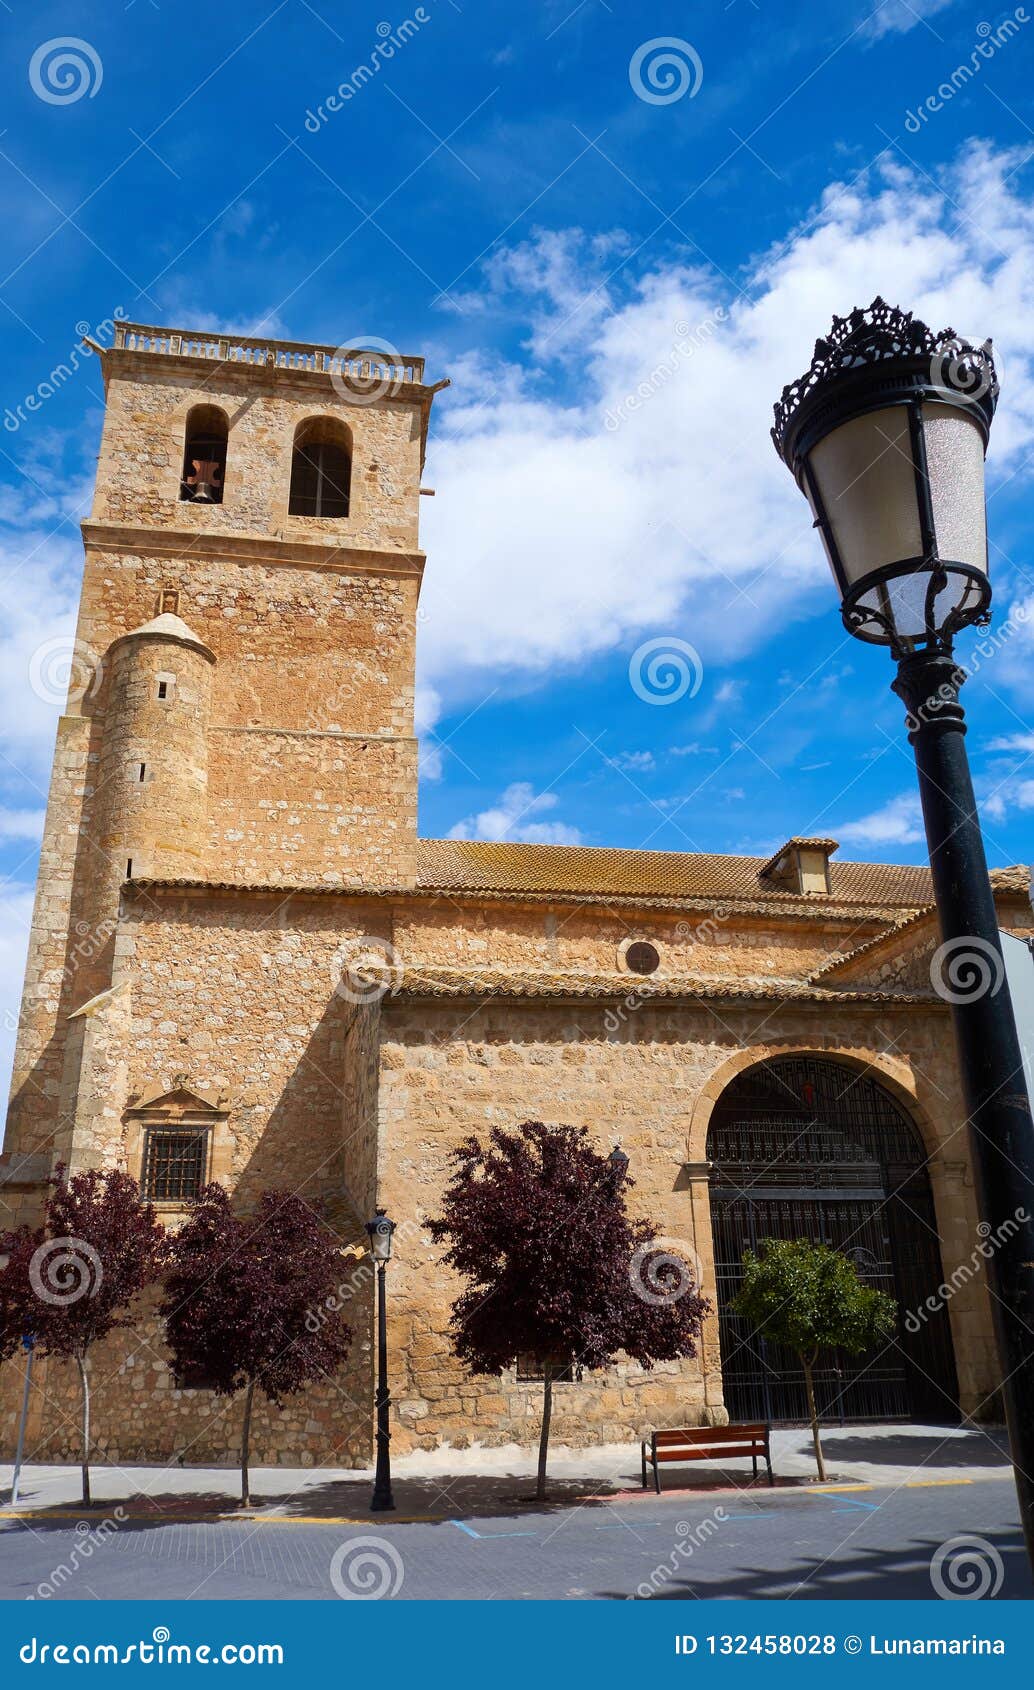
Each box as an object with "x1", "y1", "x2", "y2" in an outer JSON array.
[
  {"x1": 892, "y1": 649, "x2": 1034, "y2": 1555},
  {"x1": 772, "y1": 300, "x2": 1034, "y2": 1566},
  {"x1": 366, "y1": 1209, "x2": 396, "y2": 1513}
]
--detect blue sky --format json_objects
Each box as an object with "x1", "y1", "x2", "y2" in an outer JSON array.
[{"x1": 1, "y1": 0, "x2": 1034, "y2": 1091}]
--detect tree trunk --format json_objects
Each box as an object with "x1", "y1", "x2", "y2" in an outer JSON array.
[
  {"x1": 75, "y1": 1353, "x2": 91, "y2": 1507},
  {"x1": 801, "y1": 1354, "x2": 826, "y2": 1481},
  {"x1": 536, "y1": 1363, "x2": 554, "y2": 1501},
  {"x1": 240, "y1": 1378, "x2": 255, "y2": 1507}
]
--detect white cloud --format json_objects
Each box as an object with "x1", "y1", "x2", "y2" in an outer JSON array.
[
  {"x1": 0, "y1": 884, "x2": 35, "y2": 1137},
  {"x1": 837, "y1": 791, "x2": 925, "y2": 846},
  {"x1": 421, "y1": 145, "x2": 1034, "y2": 713},
  {"x1": 861, "y1": 0, "x2": 956, "y2": 39},
  {"x1": 986, "y1": 733, "x2": 1034, "y2": 753},
  {"x1": 447, "y1": 780, "x2": 583, "y2": 844},
  {"x1": 414, "y1": 682, "x2": 445, "y2": 780},
  {"x1": 982, "y1": 597, "x2": 1034, "y2": 700},
  {"x1": 0, "y1": 808, "x2": 45, "y2": 844},
  {"x1": 981, "y1": 774, "x2": 1034, "y2": 821},
  {"x1": 607, "y1": 750, "x2": 655, "y2": 773},
  {"x1": 0, "y1": 529, "x2": 85, "y2": 775},
  {"x1": 441, "y1": 226, "x2": 631, "y2": 355}
]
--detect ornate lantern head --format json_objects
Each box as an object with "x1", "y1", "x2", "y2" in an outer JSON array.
[
  {"x1": 365, "y1": 1208, "x2": 396, "y2": 1262},
  {"x1": 607, "y1": 1144, "x2": 630, "y2": 1184},
  {"x1": 772, "y1": 298, "x2": 998, "y2": 655}
]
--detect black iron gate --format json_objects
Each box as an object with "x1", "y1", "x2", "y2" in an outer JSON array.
[{"x1": 707, "y1": 1057, "x2": 959, "y2": 1424}]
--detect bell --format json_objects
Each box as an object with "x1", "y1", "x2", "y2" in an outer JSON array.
[{"x1": 185, "y1": 456, "x2": 221, "y2": 504}]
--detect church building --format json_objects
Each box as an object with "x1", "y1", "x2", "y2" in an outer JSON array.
[{"x1": 1, "y1": 321, "x2": 1026, "y2": 1468}]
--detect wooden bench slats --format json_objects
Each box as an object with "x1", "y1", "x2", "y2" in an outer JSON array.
[
  {"x1": 654, "y1": 1425, "x2": 766, "y2": 1445},
  {"x1": 642, "y1": 1423, "x2": 774, "y2": 1492},
  {"x1": 653, "y1": 1444, "x2": 761, "y2": 1460}
]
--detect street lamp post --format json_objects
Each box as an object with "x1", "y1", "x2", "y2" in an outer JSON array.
[
  {"x1": 365, "y1": 1208, "x2": 397, "y2": 1513},
  {"x1": 772, "y1": 297, "x2": 1034, "y2": 1564}
]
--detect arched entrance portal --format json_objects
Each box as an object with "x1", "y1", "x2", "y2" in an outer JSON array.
[{"x1": 707, "y1": 1056, "x2": 959, "y2": 1424}]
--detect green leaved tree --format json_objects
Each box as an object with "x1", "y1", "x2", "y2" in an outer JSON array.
[{"x1": 734, "y1": 1238, "x2": 897, "y2": 1480}]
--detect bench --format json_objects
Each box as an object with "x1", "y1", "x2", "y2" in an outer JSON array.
[{"x1": 641, "y1": 1423, "x2": 774, "y2": 1492}]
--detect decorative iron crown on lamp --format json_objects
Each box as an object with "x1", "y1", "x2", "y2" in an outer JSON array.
[{"x1": 772, "y1": 297, "x2": 999, "y2": 656}]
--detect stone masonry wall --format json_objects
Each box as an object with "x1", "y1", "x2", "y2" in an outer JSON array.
[
  {"x1": 0, "y1": 887, "x2": 385, "y2": 1468},
  {"x1": 377, "y1": 995, "x2": 995, "y2": 1450},
  {"x1": 1, "y1": 877, "x2": 1000, "y2": 1464},
  {"x1": 2, "y1": 543, "x2": 421, "y2": 1190},
  {"x1": 1, "y1": 1285, "x2": 373, "y2": 1473},
  {"x1": 74, "y1": 547, "x2": 421, "y2": 888},
  {"x1": 92, "y1": 362, "x2": 424, "y2": 552},
  {"x1": 395, "y1": 900, "x2": 888, "y2": 982},
  {"x1": 4, "y1": 714, "x2": 107, "y2": 1172}
]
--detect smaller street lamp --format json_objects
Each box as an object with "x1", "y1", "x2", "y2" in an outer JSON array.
[
  {"x1": 365, "y1": 1208, "x2": 396, "y2": 1513},
  {"x1": 608, "y1": 1144, "x2": 630, "y2": 1185}
]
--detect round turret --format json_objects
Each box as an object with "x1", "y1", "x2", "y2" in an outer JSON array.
[{"x1": 94, "y1": 612, "x2": 216, "y2": 884}]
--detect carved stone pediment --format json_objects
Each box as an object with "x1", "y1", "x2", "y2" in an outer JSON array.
[{"x1": 125, "y1": 1079, "x2": 230, "y2": 1117}]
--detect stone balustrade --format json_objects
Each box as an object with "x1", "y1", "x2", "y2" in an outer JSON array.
[{"x1": 112, "y1": 321, "x2": 425, "y2": 384}]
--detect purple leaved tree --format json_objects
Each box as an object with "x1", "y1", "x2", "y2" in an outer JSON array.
[
  {"x1": 161, "y1": 1185, "x2": 353, "y2": 1506},
  {"x1": 0, "y1": 1167, "x2": 168, "y2": 1505},
  {"x1": 0, "y1": 1224, "x2": 44, "y2": 1366},
  {"x1": 428, "y1": 1121, "x2": 711, "y2": 1499}
]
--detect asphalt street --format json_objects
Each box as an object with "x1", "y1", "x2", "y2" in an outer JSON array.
[{"x1": 0, "y1": 1476, "x2": 1028, "y2": 1602}]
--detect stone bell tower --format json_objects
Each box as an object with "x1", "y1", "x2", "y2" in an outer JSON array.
[{"x1": 2, "y1": 322, "x2": 442, "y2": 1188}]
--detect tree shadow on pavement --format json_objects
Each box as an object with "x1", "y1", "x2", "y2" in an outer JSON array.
[
  {"x1": 599, "y1": 1523, "x2": 1032, "y2": 1601},
  {"x1": 805, "y1": 1427, "x2": 1011, "y2": 1472}
]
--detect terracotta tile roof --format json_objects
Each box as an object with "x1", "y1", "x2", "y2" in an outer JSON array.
[
  {"x1": 380, "y1": 965, "x2": 939, "y2": 1006},
  {"x1": 809, "y1": 908, "x2": 935, "y2": 982},
  {"x1": 989, "y1": 864, "x2": 1032, "y2": 896},
  {"x1": 416, "y1": 839, "x2": 932, "y2": 908},
  {"x1": 810, "y1": 864, "x2": 1031, "y2": 982}
]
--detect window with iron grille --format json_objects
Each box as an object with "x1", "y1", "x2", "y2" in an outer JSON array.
[{"x1": 142, "y1": 1128, "x2": 208, "y2": 1203}]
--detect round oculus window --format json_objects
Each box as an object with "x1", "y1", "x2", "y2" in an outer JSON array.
[{"x1": 624, "y1": 940, "x2": 661, "y2": 976}]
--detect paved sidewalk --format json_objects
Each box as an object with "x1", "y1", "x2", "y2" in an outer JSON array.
[{"x1": 0, "y1": 1423, "x2": 1014, "y2": 1522}]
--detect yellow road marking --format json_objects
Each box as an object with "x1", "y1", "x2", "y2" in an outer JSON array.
[{"x1": 904, "y1": 1478, "x2": 972, "y2": 1488}]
